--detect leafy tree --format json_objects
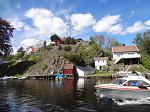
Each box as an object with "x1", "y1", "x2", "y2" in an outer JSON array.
[
  {"x1": 64, "y1": 37, "x2": 76, "y2": 44},
  {"x1": 0, "y1": 18, "x2": 14, "y2": 56},
  {"x1": 17, "y1": 47, "x2": 24, "y2": 52},
  {"x1": 133, "y1": 33, "x2": 143, "y2": 46},
  {"x1": 50, "y1": 34, "x2": 60, "y2": 42},
  {"x1": 93, "y1": 35, "x2": 105, "y2": 47},
  {"x1": 46, "y1": 44, "x2": 53, "y2": 50},
  {"x1": 89, "y1": 37, "x2": 96, "y2": 45}
]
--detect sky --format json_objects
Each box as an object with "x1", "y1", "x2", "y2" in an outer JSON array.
[{"x1": 1, "y1": 0, "x2": 150, "y2": 53}]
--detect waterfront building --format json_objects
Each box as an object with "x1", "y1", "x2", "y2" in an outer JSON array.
[
  {"x1": 112, "y1": 45, "x2": 141, "y2": 64},
  {"x1": 76, "y1": 66, "x2": 95, "y2": 77}
]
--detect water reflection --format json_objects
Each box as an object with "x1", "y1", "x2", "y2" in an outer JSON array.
[{"x1": 0, "y1": 78, "x2": 150, "y2": 112}]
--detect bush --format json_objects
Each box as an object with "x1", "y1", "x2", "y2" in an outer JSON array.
[
  {"x1": 141, "y1": 55, "x2": 150, "y2": 70},
  {"x1": 63, "y1": 46, "x2": 72, "y2": 51},
  {"x1": 113, "y1": 67, "x2": 119, "y2": 72},
  {"x1": 28, "y1": 54, "x2": 41, "y2": 62},
  {"x1": 128, "y1": 65, "x2": 146, "y2": 73},
  {"x1": 42, "y1": 64, "x2": 48, "y2": 70},
  {"x1": 46, "y1": 44, "x2": 53, "y2": 50},
  {"x1": 12, "y1": 52, "x2": 24, "y2": 60},
  {"x1": 64, "y1": 37, "x2": 76, "y2": 44},
  {"x1": 63, "y1": 52, "x2": 85, "y2": 66}
]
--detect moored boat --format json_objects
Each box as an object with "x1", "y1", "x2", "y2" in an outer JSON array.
[{"x1": 95, "y1": 72, "x2": 150, "y2": 99}]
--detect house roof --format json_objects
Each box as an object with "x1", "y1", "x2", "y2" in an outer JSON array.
[
  {"x1": 31, "y1": 48, "x2": 39, "y2": 52},
  {"x1": 76, "y1": 66, "x2": 95, "y2": 72},
  {"x1": 112, "y1": 45, "x2": 139, "y2": 53},
  {"x1": 94, "y1": 57, "x2": 108, "y2": 61},
  {"x1": 64, "y1": 64, "x2": 74, "y2": 69}
]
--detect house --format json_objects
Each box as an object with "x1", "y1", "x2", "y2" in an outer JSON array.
[
  {"x1": 94, "y1": 57, "x2": 108, "y2": 70},
  {"x1": 63, "y1": 64, "x2": 74, "y2": 76},
  {"x1": 26, "y1": 47, "x2": 39, "y2": 55},
  {"x1": 112, "y1": 45, "x2": 141, "y2": 64},
  {"x1": 76, "y1": 66, "x2": 95, "y2": 77}
]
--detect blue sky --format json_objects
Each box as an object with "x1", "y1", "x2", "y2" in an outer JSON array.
[{"x1": 1, "y1": 0, "x2": 150, "y2": 53}]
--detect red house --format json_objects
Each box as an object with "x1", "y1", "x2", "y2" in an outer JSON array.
[{"x1": 63, "y1": 64, "x2": 74, "y2": 76}]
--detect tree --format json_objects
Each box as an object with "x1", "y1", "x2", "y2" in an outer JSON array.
[
  {"x1": 0, "y1": 18, "x2": 14, "y2": 56},
  {"x1": 50, "y1": 34, "x2": 60, "y2": 42},
  {"x1": 133, "y1": 33, "x2": 143, "y2": 46},
  {"x1": 89, "y1": 37, "x2": 96, "y2": 45},
  {"x1": 93, "y1": 35, "x2": 105, "y2": 47},
  {"x1": 17, "y1": 47, "x2": 24, "y2": 52}
]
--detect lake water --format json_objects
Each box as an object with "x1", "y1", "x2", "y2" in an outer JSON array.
[{"x1": 0, "y1": 78, "x2": 150, "y2": 112}]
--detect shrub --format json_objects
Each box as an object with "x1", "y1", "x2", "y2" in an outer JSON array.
[
  {"x1": 46, "y1": 44, "x2": 53, "y2": 50},
  {"x1": 141, "y1": 55, "x2": 150, "y2": 70},
  {"x1": 64, "y1": 37, "x2": 76, "y2": 44},
  {"x1": 113, "y1": 67, "x2": 119, "y2": 72},
  {"x1": 28, "y1": 54, "x2": 41, "y2": 62},
  {"x1": 63, "y1": 46, "x2": 72, "y2": 51}
]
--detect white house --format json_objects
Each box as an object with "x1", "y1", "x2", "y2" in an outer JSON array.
[
  {"x1": 112, "y1": 45, "x2": 141, "y2": 64},
  {"x1": 76, "y1": 66, "x2": 95, "y2": 77},
  {"x1": 94, "y1": 57, "x2": 108, "y2": 70},
  {"x1": 26, "y1": 47, "x2": 39, "y2": 55}
]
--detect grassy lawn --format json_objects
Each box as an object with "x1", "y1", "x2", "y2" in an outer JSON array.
[{"x1": 96, "y1": 71, "x2": 114, "y2": 77}]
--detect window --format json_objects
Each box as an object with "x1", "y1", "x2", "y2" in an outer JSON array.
[
  {"x1": 123, "y1": 80, "x2": 150, "y2": 87},
  {"x1": 113, "y1": 79, "x2": 126, "y2": 85}
]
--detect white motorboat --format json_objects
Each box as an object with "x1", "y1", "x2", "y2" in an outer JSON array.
[{"x1": 95, "y1": 72, "x2": 150, "y2": 99}]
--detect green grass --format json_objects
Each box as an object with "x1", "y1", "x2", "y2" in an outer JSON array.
[{"x1": 96, "y1": 70, "x2": 114, "y2": 77}]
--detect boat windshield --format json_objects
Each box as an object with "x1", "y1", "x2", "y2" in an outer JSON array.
[{"x1": 113, "y1": 79, "x2": 126, "y2": 85}]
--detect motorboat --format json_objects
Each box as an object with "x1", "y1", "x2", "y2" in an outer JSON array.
[{"x1": 95, "y1": 72, "x2": 150, "y2": 99}]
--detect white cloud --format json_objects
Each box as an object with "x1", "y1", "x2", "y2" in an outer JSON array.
[
  {"x1": 70, "y1": 13, "x2": 95, "y2": 31},
  {"x1": 93, "y1": 15, "x2": 121, "y2": 33},
  {"x1": 24, "y1": 8, "x2": 66, "y2": 36},
  {"x1": 125, "y1": 21, "x2": 144, "y2": 34},
  {"x1": 21, "y1": 38, "x2": 43, "y2": 48},
  {"x1": 9, "y1": 18, "x2": 24, "y2": 31},
  {"x1": 145, "y1": 20, "x2": 150, "y2": 26},
  {"x1": 109, "y1": 24, "x2": 123, "y2": 34}
]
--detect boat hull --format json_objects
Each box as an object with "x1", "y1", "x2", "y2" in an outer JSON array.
[{"x1": 95, "y1": 85, "x2": 150, "y2": 99}]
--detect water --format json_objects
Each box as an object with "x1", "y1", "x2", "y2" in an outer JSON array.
[{"x1": 0, "y1": 78, "x2": 150, "y2": 112}]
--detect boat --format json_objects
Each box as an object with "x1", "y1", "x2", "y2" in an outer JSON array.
[
  {"x1": 1, "y1": 76, "x2": 12, "y2": 81},
  {"x1": 95, "y1": 72, "x2": 150, "y2": 99},
  {"x1": 55, "y1": 73, "x2": 65, "y2": 80},
  {"x1": 18, "y1": 76, "x2": 27, "y2": 80}
]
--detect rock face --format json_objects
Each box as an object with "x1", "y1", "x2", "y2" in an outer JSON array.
[{"x1": 23, "y1": 44, "x2": 82, "y2": 77}]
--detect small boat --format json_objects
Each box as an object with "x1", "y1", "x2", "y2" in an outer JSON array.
[
  {"x1": 95, "y1": 72, "x2": 150, "y2": 99},
  {"x1": 55, "y1": 73, "x2": 65, "y2": 80},
  {"x1": 18, "y1": 76, "x2": 27, "y2": 80},
  {"x1": 2, "y1": 76, "x2": 12, "y2": 81}
]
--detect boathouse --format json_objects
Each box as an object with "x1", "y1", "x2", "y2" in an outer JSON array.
[
  {"x1": 112, "y1": 45, "x2": 141, "y2": 64},
  {"x1": 63, "y1": 64, "x2": 74, "y2": 76},
  {"x1": 76, "y1": 66, "x2": 95, "y2": 77}
]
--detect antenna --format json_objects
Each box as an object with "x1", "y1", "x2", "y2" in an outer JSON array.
[{"x1": 66, "y1": 20, "x2": 71, "y2": 38}]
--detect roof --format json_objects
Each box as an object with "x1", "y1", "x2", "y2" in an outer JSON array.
[
  {"x1": 94, "y1": 57, "x2": 108, "y2": 61},
  {"x1": 31, "y1": 48, "x2": 39, "y2": 52},
  {"x1": 112, "y1": 45, "x2": 139, "y2": 53},
  {"x1": 64, "y1": 64, "x2": 74, "y2": 69},
  {"x1": 76, "y1": 66, "x2": 95, "y2": 72}
]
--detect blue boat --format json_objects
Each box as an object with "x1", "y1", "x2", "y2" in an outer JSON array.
[{"x1": 55, "y1": 73, "x2": 65, "y2": 79}]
